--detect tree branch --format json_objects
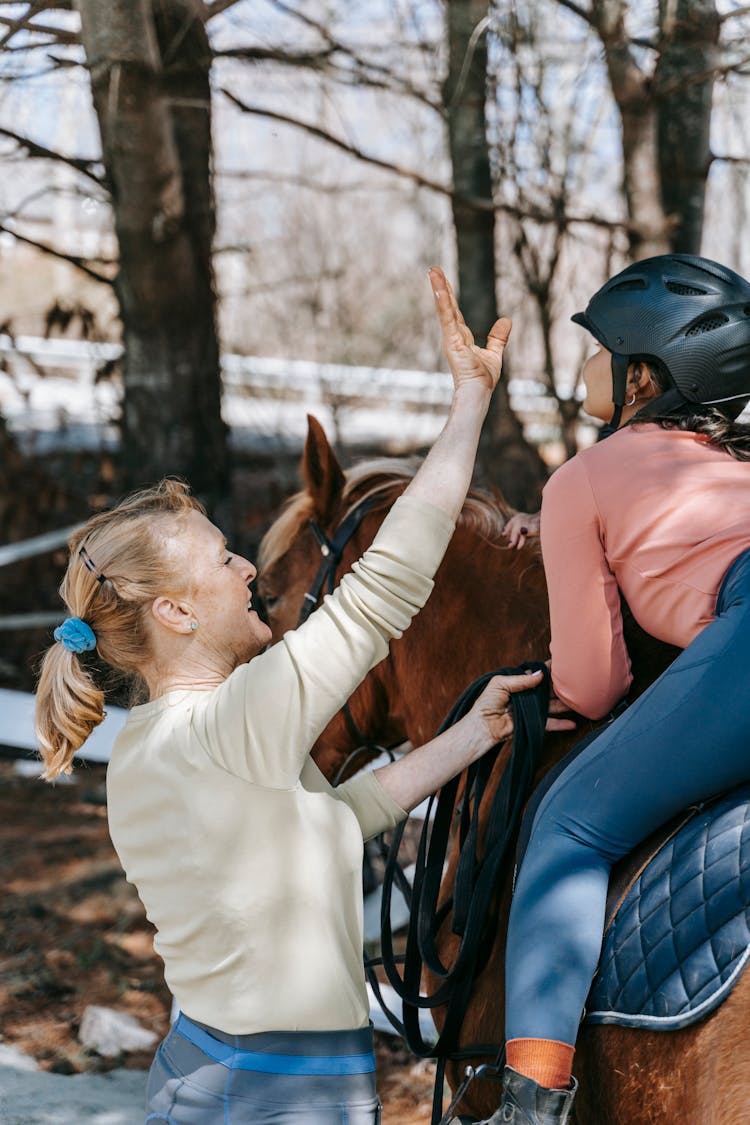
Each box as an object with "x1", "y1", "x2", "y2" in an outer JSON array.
[
  {"x1": 720, "y1": 5, "x2": 750, "y2": 22},
  {"x1": 204, "y1": 0, "x2": 244, "y2": 18},
  {"x1": 221, "y1": 88, "x2": 628, "y2": 232},
  {"x1": 0, "y1": 1, "x2": 46, "y2": 48},
  {"x1": 0, "y1": 223, "x2": 114, "y2": 284},
  {"x1": 41, "y1": 52, "x2": 82, "y2": 69},
  {"x1": 216, "y1": 168, "x2": 409, "y2": 194},
  {"x1": 553, "y1": 0, "x2": 595, "y2": 27},
  {"x1": 221, "y1": 88, "x2": 451, "y2": 196},
  {"x1": 712, "y1": 151, "x2": 750, "y2": 164},
  {"x1": 0, "y1": 126, "x2": 104, "y2": 187},
  {"x1": 266, "y1": 0, "x2": 338, "y2": 46},
  {"x1": 0, "y1": 14, "x2": 78, "y2": 45},
  {"x1": 264, "y1": 0, "x2": 438, "y2": 108},
  {"x1": 218, "y1": 45, "x2": 442, "y2": 112},
  {"x1": 657, "y1": 50, "x2": 750, "y2": 98},
  {"x1": 214, "y1": 45, "x2": 335, "y2": 66}
]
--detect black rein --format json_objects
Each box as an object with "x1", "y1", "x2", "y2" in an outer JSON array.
[
  {"x1": 292, "y1": 497, "x2": 552, "y2": 1124},
  {"x1": 371, "y1": 663, "x2": 551, "y2": 1124}
]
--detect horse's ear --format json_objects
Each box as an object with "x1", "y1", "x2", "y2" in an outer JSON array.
[{"x1": 302, "y1": 415, "x2": 346, "y2": 526}]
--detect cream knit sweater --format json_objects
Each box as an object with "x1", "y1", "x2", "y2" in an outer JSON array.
[{"x1": 106, "y1": 495, "x2": 455, "y2": 1033}]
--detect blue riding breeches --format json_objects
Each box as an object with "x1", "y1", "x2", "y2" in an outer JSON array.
[
  {"x1": 504, "y1": 546, "x2": 750, "y2": 1046},
  {"x1": 145, "y1": 1014, "x2": 380, "y2": 1124}
]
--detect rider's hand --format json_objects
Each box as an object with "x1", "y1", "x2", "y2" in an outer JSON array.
[
  {"x1": 502, "y1": 511, "x2": 541, "y2": 550},
  {"x1": 429, "y1": 266, "x2": 511, "y2": 393}
]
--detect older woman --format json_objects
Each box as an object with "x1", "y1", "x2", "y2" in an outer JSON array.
[{"x1": 34, "y1": 269, "x2": 569, "y2": 1125}]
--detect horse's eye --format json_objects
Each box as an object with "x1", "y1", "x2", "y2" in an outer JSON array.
[{"x1": 255, "y1": 583, "x2": 278, "y2": 610}]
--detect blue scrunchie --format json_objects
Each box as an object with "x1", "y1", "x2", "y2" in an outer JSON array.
[{"x1": 54, "y1": 617, "x2": 97, "y2": 654}]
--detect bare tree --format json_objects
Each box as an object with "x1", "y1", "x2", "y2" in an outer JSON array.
[{"x1": 74, "y1": 0, "x2": 229, "y2": 503}]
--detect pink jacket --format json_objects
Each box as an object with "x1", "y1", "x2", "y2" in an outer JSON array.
[{"x1": 541, "y1": 424, "x2": 750, "y2": 719}]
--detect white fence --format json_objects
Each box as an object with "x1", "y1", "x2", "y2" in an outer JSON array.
[
  {"x1": 0, "y1": 334, "x2": 569, "y2": 452},
  {"x1": 0, "y1": 688, "x2": 126, "y2": 764}
]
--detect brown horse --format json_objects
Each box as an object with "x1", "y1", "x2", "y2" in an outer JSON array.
[{"x1": 256, "y1": 417, "x2": 750, "y2": 1125}]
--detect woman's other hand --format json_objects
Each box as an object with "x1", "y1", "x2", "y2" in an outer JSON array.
[
  {"x1": 429, "y1": 266, "x2": 511, "y2": 393},
  {"x1": 375, "y1": 669, "x2": 575, "y2": 812},
  {"x1": 471, "y1": 670, "x2": 577, "y2": 746},
  {"x1": 502, "y1": 511, "x2": 541, "y2": 550}
]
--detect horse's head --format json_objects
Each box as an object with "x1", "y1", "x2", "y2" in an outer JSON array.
[
  {"x1": 257, "y1": 416, "x2": 561, "y2": 782},
  {"x1": 256, "y1": 416, "x2": 411, "y2": 780},
  {"x1": 256, "y1": 416, "x2": 344, "y2": 639}
]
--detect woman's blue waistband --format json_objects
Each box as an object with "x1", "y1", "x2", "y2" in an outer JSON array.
[{"x1": 173, "y1": 1013, "x2": 376, "y2": 1075}]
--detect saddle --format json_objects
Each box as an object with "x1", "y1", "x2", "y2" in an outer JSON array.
[{"x1": 585, "y1": 781, "x2": 750, "y2": 1030}]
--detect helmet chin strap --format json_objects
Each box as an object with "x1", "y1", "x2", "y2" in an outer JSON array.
[
  {"x1": 635, "y1": 385, "x2": 687, "y2": 418},
  {"x1": 598, "y1": 352, "x2": 629, "y2": 441}
]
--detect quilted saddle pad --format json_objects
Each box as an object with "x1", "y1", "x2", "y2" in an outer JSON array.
[{"x1": 585, "y1": 782, "x2": 750, "y2": 1030}]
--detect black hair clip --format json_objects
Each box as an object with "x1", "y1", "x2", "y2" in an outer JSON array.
[{"x1": 79, "y1": 544, "x2": 108, "y2": 585}]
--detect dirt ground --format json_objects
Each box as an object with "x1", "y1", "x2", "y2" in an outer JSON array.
[{"x1": 0, "y1": 759, "x2": 438, "y2": 1123}]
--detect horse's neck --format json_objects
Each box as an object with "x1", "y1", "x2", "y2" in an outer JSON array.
[{"x1": 388, "y1": 526, "x2": 551, "y2": 746}]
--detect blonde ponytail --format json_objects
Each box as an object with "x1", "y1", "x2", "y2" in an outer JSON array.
[
  {"x1": 34, "y1": 478, "x2": 205, "y2": 779},
  {"x1": 36, "y1": 644, "x2": 105, "y2": 779}
]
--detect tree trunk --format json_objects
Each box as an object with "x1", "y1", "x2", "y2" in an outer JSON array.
[
  {"x1": 443, "y1": 0, "x2": 547, "y2": 510},
  {"x1": 75, "y1": 0, "x2": 229, "y2": 508},
  {"x1": 655, "y1": 0, "x2": 719, "y2": 254},
  {"x1": 559, "y1": 397, "x2": 581, "y2": 462},
  {"x1": 592, "y1": 0, "x2": 672, "y2": 258},
  {"x1": 590, "y1": 0, "x2": 718, "y2": 260}
]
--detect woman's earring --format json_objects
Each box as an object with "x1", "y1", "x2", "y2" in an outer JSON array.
[
  {"x1": 190, "y1": 621, "x2": 197, "y2": 632},
  {"x1": 625, "y1": 392, "x2": 636, "y2": 407}
]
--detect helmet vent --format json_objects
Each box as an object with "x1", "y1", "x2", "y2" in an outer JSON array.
[
  {"x1": 608, "y1": 279, "x2": 646, "y2": 292},
  {"x1": 685, "y1": 314, "x2": 729, "y2": 336},
  {"x1": 666, "y1": 281, "x2": 707, "y2": 296}
]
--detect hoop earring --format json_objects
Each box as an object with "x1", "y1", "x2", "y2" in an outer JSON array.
[{"x1": 625, "y1": 392, "x2": 636, "y2": 407}]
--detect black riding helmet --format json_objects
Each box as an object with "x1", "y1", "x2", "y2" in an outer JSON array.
[{"x1": 572, "y1": 254, "x2": 750, "y2": 436}]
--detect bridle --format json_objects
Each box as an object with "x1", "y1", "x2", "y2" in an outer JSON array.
[
  {"x1": 297, "y1": 494, "x2": 399, "y2": 782},
  {"x1": 296, "y1": 496, "x2": 377, "y2": 627}
]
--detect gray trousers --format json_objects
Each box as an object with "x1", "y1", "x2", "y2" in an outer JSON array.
[{"x1": 146, "y1": 1014, "x2": 381, "y2": 1124}]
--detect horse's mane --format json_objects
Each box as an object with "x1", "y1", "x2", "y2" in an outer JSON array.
[{"x1": 258, "y1": 456, "x2": 512, "y2": 571}]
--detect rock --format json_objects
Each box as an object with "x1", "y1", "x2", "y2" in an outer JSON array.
[
  {"x1": 78, "y1": 1006, "x2": 157, "y2": 1058},
  {"x1": 0, "y1": 1064, "x2": 148, "y2": 1125},
  {"x1": 0, "y1": 1044, "x2": 38, "y2": 1071}
]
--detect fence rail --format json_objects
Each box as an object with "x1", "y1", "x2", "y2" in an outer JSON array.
[
  {"x1": 0, "y1": 523, "x2": 81, "y2": 569},
  {"x1": 0, "y1": 523, "x2": 83, "y2": 631},
  {"x1": 0, "y1": 333, "x2": 573, "y2": 451}
]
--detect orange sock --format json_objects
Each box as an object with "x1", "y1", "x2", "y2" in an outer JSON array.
[{"x1": 505, "y1": 1038, "x2": 575, "y2": 1090}]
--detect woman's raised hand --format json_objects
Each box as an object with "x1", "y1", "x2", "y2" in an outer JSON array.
[{"x1": 429, "y1": 266, "x2": 512, "y2": 393}]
